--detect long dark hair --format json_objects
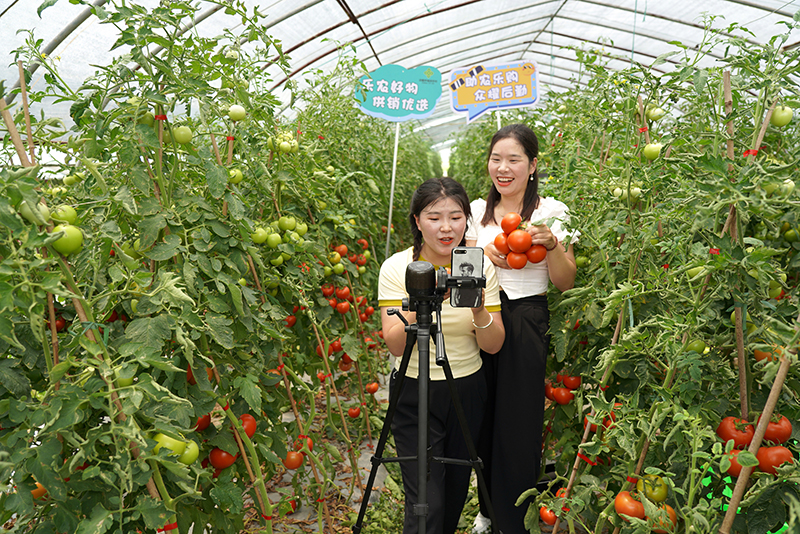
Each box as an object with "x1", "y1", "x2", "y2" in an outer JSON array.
[
  {"x1": 481, "y1": 124, "x2": 540, "y2": 227},
  {"x1": 409, "y1": 177, "x2": 471, "y2": 261}
]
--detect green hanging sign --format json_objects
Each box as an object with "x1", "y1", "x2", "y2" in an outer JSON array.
[{"x1": 355, "y1": 64, "x2": 442, "y2": 122}]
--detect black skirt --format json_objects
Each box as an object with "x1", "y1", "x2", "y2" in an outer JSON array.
[{"x1": 477, "y1": 292, "x2": 550, "y2": 534}]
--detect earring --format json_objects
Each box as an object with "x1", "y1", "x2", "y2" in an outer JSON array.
[{"x1": 529, "y1": 174, "x2": 535, "y2": 181}]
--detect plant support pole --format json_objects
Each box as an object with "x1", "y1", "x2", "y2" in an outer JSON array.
[{"x1": 384, "y1": 122, "x2": 400, "y2": 261}]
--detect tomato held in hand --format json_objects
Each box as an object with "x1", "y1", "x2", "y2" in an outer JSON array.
[
  {"x1": 507, "y1": 229, "x2": 532, "y2": 253},
  {"x1": 758, "y1": 413, "x2": 792, "y2": 445},
  {"x1": 716, "y1": 416, "x2": 754, "y2": 449},
  {"x1": 757, "y1": 445, "x2": 794, "y2": 474},
  {"x1": 614, "y1": 490, "x2": 645, "y2": 521},
  {"x1": 283, "y1": 451, "x2": 304, "y2": 470},
  {"x1": 552, "y1": 387, "x2": 574, "y2": 405},
  {"x1": 239, "y1": 413, "x2": 257, "y2": 438},
  {"x1": 506, "y1": 252, "x2": 528, "y2": 270},
  {"x1": 209, "y1": 448, "x2": 237, "y2": 469},
  {"x1": 494, "y1": 233, "x2": 510, "y2": 255},
  {"x1": 501, "y1": 212, "x2": 522, "y2": 234},
  {"x1": 526, "y1": 244, "x2": 547, "y2": 264}
]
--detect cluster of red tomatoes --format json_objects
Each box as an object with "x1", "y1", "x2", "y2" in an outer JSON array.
[
  {"x1": 320, "y1": 283, "x2": 375, "y2": 321},
  {"x1": 193, "y1": 412, "x2": 257, "y2": 477},
  {"x1": 717, "y1": 414, "x2": 794, "y2": 476},
  {"x1": 545, "y1": 373, "x2": 581, "y2": 405},
  {"x1": 493, "y1": 212, "x2": 547, "y2": 269},
  {"x1": 614, "y1": 485, "x2": 676, "y2": 533}
]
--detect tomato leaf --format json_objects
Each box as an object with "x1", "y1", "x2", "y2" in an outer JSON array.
[
  {"x1": 75, "y1": 503, "x2": 114, "y2": 534},
  {"x1": 206, "y1": 313, "x2": 235, "y2": 349},
  {"x1": 233, "y1": 374, "x2": 262, "y2": 414},
  {"x1": 205, "y1": 161, "x2": 228, "y2": 199},
  {"x1": 737, "y1": 450, "x2": 759, "y2": 467}
]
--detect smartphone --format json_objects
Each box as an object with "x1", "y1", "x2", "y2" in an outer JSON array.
[{"x1": 450, "y1": 246, "x2": 484, "y2": 308}]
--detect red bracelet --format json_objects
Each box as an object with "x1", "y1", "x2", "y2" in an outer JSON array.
[{"x1": 545, "y1": 235, "x2": 559, "y2": 251}]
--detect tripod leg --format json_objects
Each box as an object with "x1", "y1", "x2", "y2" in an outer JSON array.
[
  {"x1": 352, "y1": 328, "x2": 418, "y2": 534},
  {"x1": 439, "y1": 358, "x2": 502, "y2": 534}
]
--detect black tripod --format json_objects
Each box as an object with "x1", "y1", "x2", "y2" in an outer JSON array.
[{"x1": 352, "y1": 262, "x2": 500, "y2": 534}]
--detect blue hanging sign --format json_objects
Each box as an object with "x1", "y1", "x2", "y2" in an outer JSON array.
[
  {"x1": 448, "y1": 61, "x2": 540, "y2": 122},
  {"x1": 355, "y1": 64, "x2": 442, "y2": 122}
]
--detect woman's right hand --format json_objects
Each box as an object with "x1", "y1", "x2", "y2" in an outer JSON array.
[{"x1": 484, "y1": 242, "x2": 510, "y2": 270}]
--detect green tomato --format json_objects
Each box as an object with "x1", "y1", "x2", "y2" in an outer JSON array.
[
  {"x1": 279, "y1": 141, "x2": 292, "y2": 153},
  {"x1": 686, "y1": 266, "x2": 706, "y2": 278},
  {"x1": 138, "y1": 112, "x2": 155, "y2": 128},
  {"x1": 228, "y1": 169, "x2": 243, "y2": 184},
  {"x1": 636, "y1": 475, "x2": 668, "y2": 502},
  {"x1": 152, "y1": 433, "x2": 186, "y2": 456},
  {"x1": 51, "y1": 205, "x2": 78, "y2": 225},
  {"x1": 575, "y1": 255, "x2": 589, "y2": 268},
  {"x1": 251, "y1": 227, "x2": 268, "y2": 244},
  {"x1": 121, "y1": 241, "x2": 141, "y2": 260},
  {"x1": 270, "y1": 254, "x2": 284, "y2": 266},
  {"x1": 323, "y1": 266, "x2": 333, "y2": 277},
  {"x1": 278, "y1": 216, "x2": 296, "y2": 231},
  {"x1": 770, "y1": 105, "x2": 793, "y2": 127},
  {"x1": 117, "y1": 375, "x2": 134, "y2": 387},
  {"x1": 295, "y1": 222, "x2": 308, "y2": 236},
  {"x1": 332, "y1": 263, "x2": 345, "y2": 275},
  {"x1": 363, "y1": 250, "x2": 371, "y2": 261},
  {"x1": 228, "y1": 104, "x2": 246, "y2": 122},
  {"x1": 646, "y1": 107, "x2": 666, "y2": 121},
  {"x1": 768, "y1": 286, "x2": 782, "y2": 299},
  {"x1": 63, "y1": 173, "x2": 84, "y2": 186},
  {"x1": 318, "y1": 201, "x2": 328, "y2": 210},
  {"x1": 686, "y1": 340, "x2": 706, "y2": 353},
  {"x1": 643, "y1": 143, "x2": 663, "y2": 161},
  {"x1": 51, "y1": 225, "x2": 83, "y2": 255},
  {"x1": 266, "y1": 233, "x2": 282, "y2": 249},
  {"x1": 780, "y1": 179, "x2": 795, "y2": 196},
  {"x1": 131, "y1": 299, "x2": 139, "y2": 314},
  {"x1": 785, "y1": 229, "x2": 798, "y2": 242},
  {"x1": 19, "y1": 201, "x2": 50, "y2": 225},
  {"x1": 173, "y1": 126, "x2": 193, "y2": 144},
  {"x1": 238, "y1": 278, "x2": 247, "y2": 286},
  {"x1": 358, "y1": 266, "x2": 366, "y2": 274},
  {"x1": 178, "y1": 440, "x2": 200, "y2": 465}
]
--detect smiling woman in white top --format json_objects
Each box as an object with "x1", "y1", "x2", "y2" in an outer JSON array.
[{"x1": 465, "y1": 124, "x2": 580, "y2": 534}]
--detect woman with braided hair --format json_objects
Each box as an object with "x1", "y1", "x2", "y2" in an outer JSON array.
[{"x1": 378, "y1": 176, "x2": 505, "y2": 534}]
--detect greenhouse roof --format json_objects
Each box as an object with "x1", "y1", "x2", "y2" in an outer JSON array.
[{"x1": 2, "y1": 0, "x2": 799, "y2": 149}]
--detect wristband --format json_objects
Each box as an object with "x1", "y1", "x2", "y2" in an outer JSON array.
[
  {"x1": 545, "y1": 235, "x2": 559, "y2": 251},
  {"x1": 472, "y1": 314, "x2": 493, "y2": 329}
]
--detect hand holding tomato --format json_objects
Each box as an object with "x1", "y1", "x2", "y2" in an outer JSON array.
[{"x1": 528, "y1": 224, "x2": 558, "y2": 251}]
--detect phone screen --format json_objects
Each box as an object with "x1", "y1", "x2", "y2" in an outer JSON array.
[{"x1": 450, "y1": 247, "x2": 484, "y2": 308}]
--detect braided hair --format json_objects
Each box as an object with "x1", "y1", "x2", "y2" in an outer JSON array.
[
  {"x1": 408, "y1": 177, "x2": 471, "y2": 261},
  {"x1": 481, "y1": 123, "x2": 540, "y2": 227}
]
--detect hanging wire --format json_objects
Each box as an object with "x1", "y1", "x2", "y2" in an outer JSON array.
[
  {"x1": 550, "y1": 17, "x2": 555, "y2": 88},
  {"x1": 630, "y1": 0, "x2": 648, "y2": 65}
]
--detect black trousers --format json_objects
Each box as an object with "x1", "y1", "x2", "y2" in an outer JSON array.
[
  {"x1": 477, "y1": 293, "x2": 550, "y2": 534},
  {"x1": 390, "y1": 366, "x2": 487, "y2": 534}
]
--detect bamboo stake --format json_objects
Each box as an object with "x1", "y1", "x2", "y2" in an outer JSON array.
[
  {"x1": 723, "y1": 72, "x2": 735, "y2": 172},
  {"x1": 0, "y1": 97, "x2": 32, "y2": 166},
  {"x1": 17, "y1": 61, "x2": 36, "y2": 165},
  {"x1": 637, "y1": 96, "x2": 652, "y2": 146}
]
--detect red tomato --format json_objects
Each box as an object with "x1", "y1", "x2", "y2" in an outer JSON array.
[
  {"x1": 283, "y1": 451, "x2": 304, "y2": 470},
  {"x1": 359, "y1": 313, "x2": 368, "y2": 323},
  {"x1": 209, "y1": 448, "x2": 237, "y2": 469},
  {"x1": 365, "y1": 306, "x2": 375, "y2": 316},
  {"x1": 321, "y1": 283, "x2": 335, "y2": 297},
  {"x1": 507, "y1": 229, "x2": 532, "y2": 253},
  {"x1": 316, "y1": 343, "x2": 333, "y2": 357},
  {"x1": 55, "y1": 317, "x2": 67, "y2": 332},
  {"x1": 552, "y1": 387, "x2": 574, "y2": 405},
  {"x1": 757, "y1": 445, "x2": 794, "y2": 474},
  {"x1": 317, "y1": 371, "x2": 326, "y2": 382},
  {"x1": 356, "y1": 254, "x2": 367, "y2": 266},
  {"x1": 239, "y1": 413, "x2": 256, "y2": 438},
  {"x1": 501, "y1": 212, "x2": 522, "y2": 234},
  {"x1": 294, "y1": 436, "x2": 313, "y2": 454},
  {"x1": 336, "y1": 301, "x2": 351, "y2": 314},
  {"x1": 357, "y1": 238, "x2": 369, "y2": 250},
  {"x1": 342, "y1": 353, "x2": 352, "y2": 364},
  {"x1": 283, "y1": 315, "x2": 296, "y2": 328},
  {"x1": 758, "y1": 414, "x2": 793, "y2": 445},
  {"x1": 614, "y1": 490, "x2": 644, "y2": 521},
  {"x1": 494, "y1": 233, "x2": 510, "y2": 255},
  {"x1": 195, "y1": 413, "x2": 211, "y2": 432},
  {"x1": 187, "y1": 366, "x2": 197, "y2": 385},
  {"x1": 339, "y1": 360, "x2": 352, "y2": 372},
  {"x1": 328, "y1": 298, "x2": 337, "y2": 308},
  {"x1": 526, "y1": 244, "x2": 547, "y2": 264},
  {"x1": 716, "y1": 416, "x2": 754, "y2": 449},
  {"x1": 335, "y1": 286, "x2": 350, "y2": 300},
  {"x1": 544, "y1": 382, "x2": 555, "y2": 401},
  {"x1": 331, "y1": 339, "x2": 343, "y2": 352},
  {"x1": 584, "y1": 415, "x2": 598, "y2": 433},
  {"x1": 365, "y1": 382, "x2": 379, "y2": 394},
  {"x1": 506, "y1": 252, "x2": 528, "y2": 270},
  {"x1": 539, "y1": 506, "x2": 556, "y2": 525},
  {"x1": 105, "y1": 310, "x2": 118, "y2": 323},
  {"x1": 348, "y1": 254, "x2": 358, "y2": 263},
  {"x1": 292, "y1": 305, "x2": 300, "y2": 313},
  {"x1": 334, "y1": 244, "x2": 348, "y2": 257},
  {"x1": 348, "y1": 407, "x2": 361, "y2": 418},
  {"x1": 725, "y1": 449, "x2": 744, "y2": 477},
  {"x1": 652, "y1": 504, "x2": 677, "y2": 534},
  {"x1": 562, "y1": 375, "x2": 581, "y2": 390}
]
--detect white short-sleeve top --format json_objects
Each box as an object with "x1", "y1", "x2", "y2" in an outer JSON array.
[{"x1": 466, "y1": 197, "x2": 580, "y2": 300}]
